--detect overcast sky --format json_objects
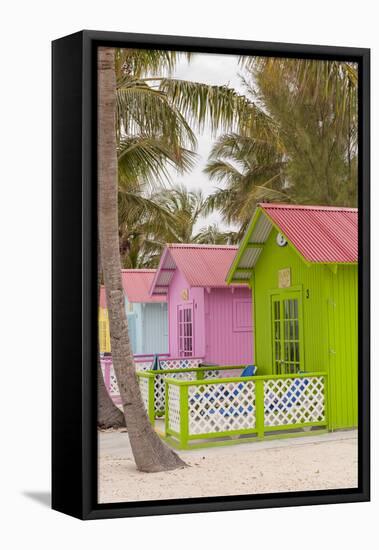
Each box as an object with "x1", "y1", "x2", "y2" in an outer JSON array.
[{"x1": 163, "y1": 52, "x2": 247, "y2": 229}]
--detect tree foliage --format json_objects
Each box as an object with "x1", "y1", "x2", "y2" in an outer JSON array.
[
  {"x1": 114, "y1": 49, "x2": 246, "y2": 263},
  {"x1": 205, "y1": 57, "x2": 358, "y2": 232}
]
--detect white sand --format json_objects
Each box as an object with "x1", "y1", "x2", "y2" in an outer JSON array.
[{"x1": 98, "y1": 429, "x2": 358, "y2": 504}]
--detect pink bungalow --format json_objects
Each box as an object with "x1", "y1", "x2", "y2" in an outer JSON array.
[{"x1": 150, "y1": 244, "x2": 254, "y2": 365}]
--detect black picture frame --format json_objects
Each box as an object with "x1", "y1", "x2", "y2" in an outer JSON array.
[{"x1": 52, "y1": 30, "x2": 370, "y2": 520}]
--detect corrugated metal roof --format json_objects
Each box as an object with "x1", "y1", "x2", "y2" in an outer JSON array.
[
  {"x1": 151, "y1": 244, "x2": 246, "y2": 295},
  {"x1": 227, "y1": 203, "x2": 358, "y2": 283},
  {"x1": 100, "y1": 270, "x2": 167, "y2": 305},
  {"x1": 260, "y1": 203, "x2": 358, "y2": 263},
  {"x1": 121, "y1": 269, "x2": 167, "y2": 303}
]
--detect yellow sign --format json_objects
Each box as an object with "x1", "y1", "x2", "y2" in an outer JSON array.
[
  {"x1": 181, "y1": 289, "x2": 189, "y2": 300},
  {"x1": 278, "y1": 268, "x2": 291, "y2": 288}
]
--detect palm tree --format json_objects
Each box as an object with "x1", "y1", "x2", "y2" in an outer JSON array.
[
  {"x1": 205, "y1": 58, "x2": 358, "y2": 230},
  {"x1": 117, "y1": 185, "x2": 235, "y2": 269},
  {"x1": 99, "y1": 47, "x2": 255, "y2": 466},
  {"x1": 98, "y1": 47, "x2": 186, "y2": 472},
  {"x1": 204, "y1": 132, "x2": 288, "y2": 236},
  {"x1": 117, "y1": 181, "x2": 177, "y2": 268},
  {"x1": 244, "y1": 58, "x2": 357, "y2": 203},
  {"x1": 153, "y1": 184, "x2": 235, "y2": 246},
  {"x1": 154, "y1": 185, "x2": 206, "y2": 242},
  {"x1": 97, "y1": 241, "x2": 125, "y2": 429},
  {"x1": 116, "y1": 129, "x2": 197, "y2": 268},
  {"x1": 115, "y1": 48, "x2": 253, "y2": 152}
]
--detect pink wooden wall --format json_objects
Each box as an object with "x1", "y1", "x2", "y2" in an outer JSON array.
[
  {"x1": 204, "y1": 287, "x2": 254, "y2": 364},
  {"x1": 168, "y1": 268, "x2": 254, "y2": 365}
]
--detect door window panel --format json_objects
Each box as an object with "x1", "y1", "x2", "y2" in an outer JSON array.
[
  {"x1": 178, "y1": 304, "x2": 193, "y2": 357},
  {"x1": 271, "y1": 294, "x2": 301, "y2": 374}
]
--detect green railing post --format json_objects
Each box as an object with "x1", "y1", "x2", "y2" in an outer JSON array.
[
  {"x1": 148, "y1": 376, "x2": 155, "y2": 427},
  {"x1": 196, "y1": 369, "x2": 205, "y2": 380},
  {"x1": 255, "y1": 379, "x2": 265, "y2": 439},
  {"x1": 179, "y1": 385, "x2": 189, "y2": 450}
]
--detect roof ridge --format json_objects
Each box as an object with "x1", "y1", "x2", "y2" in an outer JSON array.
[
  {"x1": 121, "y1": 268, "x2": 156, "y2": 273},
  {"x1": 259, "y1": 202, "x2": 357, "y2": 213},
  {"x1": 167, "y1": 243, "x2": 238, "y2": 249}
]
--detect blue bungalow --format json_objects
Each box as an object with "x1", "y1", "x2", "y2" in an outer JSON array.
[{"x1": 99, "y1": 269, "x2": 168, "y2": 356}]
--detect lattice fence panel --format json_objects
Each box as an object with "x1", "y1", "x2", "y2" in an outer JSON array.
[
  {"x1": 101, "y1": 356, "x2": 204, "y2": 403},
  {"x1": 203, "y1": 370, "x2": 220, "y2": 379},
  {"x1": 100, "y1": 360, "x2": 119, "y2": 397},
  {"x1": 159, "y1": 358, "x2": 202, "y2": 370},
  {"x1": 264, "y1": 376, "x2": 325, "y2": 427},
  {"x1": 203, "y1": 368, "x2": 244, "y2": 380},
  {"x1": 168, "y1": 384, "x2": 181, "y2": 433},
  {"x1": 135, "y1": 361, "x2": 153, "y2": 372},
  {"x1": 139, "y1": 377, "x2": 149, "y2": 412},
  {"x1": 108, "y1": 366, "x2": 118, "y2": 396},
  {"x1": 154, "y1": 371, "x2": 197, "y2": 414},
  {"x1": 188, "y1": 381, "x2": 256, "y2": 435}
]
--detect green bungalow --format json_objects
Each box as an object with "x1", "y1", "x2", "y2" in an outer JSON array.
[{"x1": 227, "y1": 203, "x2": 358, "y2": 431}]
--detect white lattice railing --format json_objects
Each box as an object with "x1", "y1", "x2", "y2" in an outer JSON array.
[
  {"x1": 100, "y1": 355, "x2": 205, "y2": 401},
  {"x1": 100, "y1": 357, "x2": 119, "y2": 397},
  {"x1": 264, "y1": 376, "x2": 326, "y2": 427},
  {"x1": 139, "y1": 376, "x2": 150, "y2": 413},
  {"x1": 188, "y1": 380, "x2": 256, "y2": 435},
  {"x1": 153, "y1": 370, "x2": 198, "y2": 415},
  {"x1": 164, "y1": 372, "x2": 328, "y2": 449},
  {"x1": 168, "y1": 384, "x2": 181, "y2": 433},
  {"x1": 136, "y1": 365, "x2": 246, "y2": 417}
]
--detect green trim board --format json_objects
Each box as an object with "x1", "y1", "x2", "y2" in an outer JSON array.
[
  {"x1": 226, "y1": 206, "x2": 262, "y2": 284},
  {"x1": 136, "y1": 364, "x2": 247, "y2": 378},
  {"x1": 162, "y1": 371, "x2": 327, "y2": 386}
]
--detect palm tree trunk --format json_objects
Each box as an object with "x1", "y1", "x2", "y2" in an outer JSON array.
[
  {"x1": 98, "y1": 46, "x2": 186, "y2": 472},
  {"x1": 97, "y1": 361, "x2": 126, "y2": 428},
  {"x1": 97, "y1": 240, "x2": 125, "y2": 429}
]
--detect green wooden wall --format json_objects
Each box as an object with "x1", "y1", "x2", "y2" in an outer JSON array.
[
  {"x1": 325, "y1": 265, "x2": 358, "y2": 429},
  {"x1": 251, "y1": 227, "x2": 357, "y2": 430}
]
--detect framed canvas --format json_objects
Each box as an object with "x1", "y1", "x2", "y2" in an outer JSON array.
[{"x1": 52, "y1": 30, "x2": 370, "y2": 520}]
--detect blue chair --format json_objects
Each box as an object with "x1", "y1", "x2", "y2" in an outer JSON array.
[{"x1": 241, "y1": 365, "x2": 257, "y2": 377}]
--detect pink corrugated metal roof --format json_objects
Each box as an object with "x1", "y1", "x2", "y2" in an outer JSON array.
[
  {"x1": 151, "y1": 244, "x2": 245, "y2": 294},
  {"x1": 100, "y1": 271, "x2": 166, "y2": 305},
  {"x1": 260, "y1": 203, "x2": 358, "y2": 263},
  {"x1": 121, "y1": 269, "x2": 166, "y2": 303}
]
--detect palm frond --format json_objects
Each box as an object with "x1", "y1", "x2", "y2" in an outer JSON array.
[
  {"x1": 118, "y1": 135, "x2": 197, "y2": 188},
  {"x1": 193, "y1": 224, "x2": 239, "y2": 245},
  {"x1": 116, "y1": 81, "x2": 197, "y2": 149},
  {"x1": 158, "y1": 79, "x2": 251, "y2": 134}
]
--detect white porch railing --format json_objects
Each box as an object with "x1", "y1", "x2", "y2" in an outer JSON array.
[
  {"x1": 137, "y1": 369, "x2": 328, "y2": 449},
  {"x1": 100, "y1": 355, "x2": 205, "y2": 401}
]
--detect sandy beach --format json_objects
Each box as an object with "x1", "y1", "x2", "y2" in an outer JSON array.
[{"x1": 98, "y1": 429, "x2": 358, "y2": 504}]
